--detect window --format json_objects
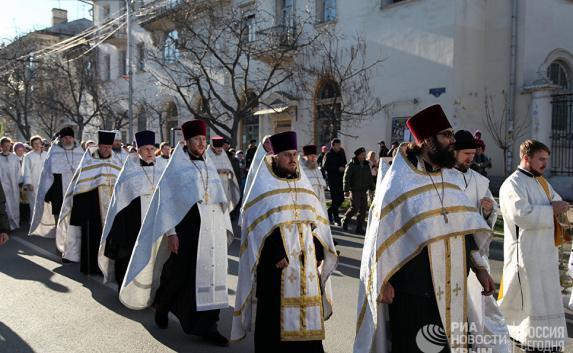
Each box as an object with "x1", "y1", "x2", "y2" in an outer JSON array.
[
  {"x1": 243, "y1": 14, "x2": 256, "y2": 43},
  {"x1": 137, "y1": 43, "x2": 145, "y2": 71},
  {"x1": 163, "y1": 30, "x2": 180, "y2": 65},
  {"x1": 103, "y1": 54, "x2": 111, "y2": 81},
  {"x1": 547, "y1": 61, "x2": 570, "y2": 90},
  {"x1": 316, "y1": 0, "x2": 336, "y2": 23},
  {"x1": 381, "y1": 0, "x2": 407, "y2": 7},
  {"x1": 315, "y1": 79, "x2": 342, "y2": 147},
  {"x1": 277, "y1": 0, "x2": 294, "y2": 30},
  {"x1": 103, "y1": 4, "x2": 110, "y2": 19},
  {"x1": 119, "y1": 50, "x2": 127, "y2": 76}
]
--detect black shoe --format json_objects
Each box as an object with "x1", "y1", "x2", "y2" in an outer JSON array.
[
  {"x1": 355, "y1": 227, "x2": 365, "y2": 235},
  {"x1": 154, "y1": 310, "x2": 168, "y2": 329},
  {"x1": 61, "y1": 258, "x2": 74, "y2": 264},
  {"x1": 203, "y1": 330, "x2": 229, "y2": 347},
  {"x1": 342, "y1": 220, "x2": 349, "y2": 231}
]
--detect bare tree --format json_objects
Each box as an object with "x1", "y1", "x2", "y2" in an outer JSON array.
[
  {"x1": 483, "y1": 89, "x2": 528, "y2": 176},
  {"x1": 295, "y1": 31, "x2": 384, "y2": 141},
  {"x1": 144, "y1": 2, "x2": 323, "y2": 146},
  {"x1": 39, "y1": 47, "x2": 114, "y2": 139},
  {"x1": 0, "y1": 37, "x2": 38, "y2": 140},
  {"x1": 139, "y1": 100, "x2": 167, "y2": 141}
]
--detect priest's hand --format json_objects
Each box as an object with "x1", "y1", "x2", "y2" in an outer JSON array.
[
  {"x1": 377, "y1": 283, "x2": 395, "y2": 304},
  {"x1": 475, "y1": 269, "x2": 495, "y2": 296},
  {"x1": 275, "y1": 258, "x2": 289, "y2": 269},
  {"x1": 0, "y1": 233, "x2": 9, "y2": 246},
  {"x1": 168, "y1": 234, "x2": 179, "y2": 254},
  {"x1": 480, "y1": 198, "x2": 493, "y2": 216},
  {"x1": 552, "y1": 201, "x2": 570, "y2": 215}
]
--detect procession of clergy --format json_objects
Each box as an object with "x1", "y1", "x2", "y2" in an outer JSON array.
[{"x1": 0, "y1": 103, "x2": 570, "y2": 352}]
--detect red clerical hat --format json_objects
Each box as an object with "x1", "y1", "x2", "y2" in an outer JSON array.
[
  {"x1": 302, "y1": 144, "x2": 317, "y2": 156},
  {"x1": 269, "y1": 131, "x2": 297, "y2": 154},
  {"x1": 181, "y1": 120, "x2": 207, "y2": 140},
  {"x1": 406, "y1": 105, "x2": 452, "y2": 143}
]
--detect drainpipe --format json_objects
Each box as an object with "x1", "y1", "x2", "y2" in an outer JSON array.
[{"x1": 506, "y1": 0, "x2": 518, "y2": 175}]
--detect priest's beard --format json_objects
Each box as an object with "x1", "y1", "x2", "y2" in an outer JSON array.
[
  {"x1": 427, "y1": 136, "x2": 456, "y2": 169},
  {"x1": 304, "y1": 159, "x2": 318, "y2": 169}
]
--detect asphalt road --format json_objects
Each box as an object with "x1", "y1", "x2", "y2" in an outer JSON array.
[{"x1": 1, "y1": 225, "x2": 573, "y2": 352}]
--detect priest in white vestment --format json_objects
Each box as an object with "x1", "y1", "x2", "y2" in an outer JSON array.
[
  {"x1": 231, "y1": 131, "x2": 338, "y2": 353},
  {"x1": 56, "y1": 130, "x2": 122, "y2": 274},
  {"x1": 354, "y1": 105, "x2": 495, "y2": 353},
  {"x1": 119, "y1": 120, "x2": 233, "y2": 347},
  {"x1": 207, "y1": 136, "x2": 241, "y2": 211},
  {"x1": 498, "y1": 139, "x2": 569, "y2": 352},
  {"x1": 99, "y1": 130, "x2": 165, "y2": 287},
  {"x1": 453, "y1": 130, "x2": 511, "y2": 353},
  {"x1": 22, "y1": 136, "x2": 48, "y2": 215},
  {"x1": 29, "y1": 127, "x2": 84, "y2": 238},
  {"x1": 112, "y1": 130, "x2": 129, "y2": 164},
  {"x1": 300, "y1": 144, "x2": 327, "y2": 211},
  {"x1": 0, "y1": 137, "x2": 21, "y2": 230}
]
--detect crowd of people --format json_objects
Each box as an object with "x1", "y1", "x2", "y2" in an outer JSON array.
[{"x1": 0, "y1": 103, "x2": 571, "y2": 353}]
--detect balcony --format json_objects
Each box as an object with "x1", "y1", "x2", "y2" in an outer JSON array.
[
  {"x1": 136, "y1": 0, "x2": 186, "y2": 31},
  {"x1": 253, "y1": 24, "x2": 298, "y2": 65},
  {"x1": 105, "y1": 22, "x2": 128, "y2": 47}
]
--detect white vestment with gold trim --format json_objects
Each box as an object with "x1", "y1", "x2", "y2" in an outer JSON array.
[
  {"x1": 98, "y1": 154, "x2": 165, "y2": 283},
  {"x1": 207, "y1": 146, "x2": 241, "y2": 210},
  {"x1": 498, "y1": 169, "x2": 567, "y2": 350},
  {"x1": 354, "y1": 147, "x2": 491, "y2": 353},
  {"x1": 119, "y1": 142, "x2": 233, "y2": 311},
  {"x1": 55, "y1": 147, "x2": 123, "y2": 262},
  {"x1": 0, "y1": 153, "x2": 21, "y2": 230},
  {"x1": 231, "y1": 155, "x2": 338, "y2": 342},
  {"x1": 29, "y1": 143, "x2": 84, "y2": 238}
]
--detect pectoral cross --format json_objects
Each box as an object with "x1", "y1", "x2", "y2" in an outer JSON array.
[
  {"x1": 204, "y1": 192, "x2": 209, "y2": 203},
  {"x1": 441, "y1": 208, "x2": 449, "y2": 224},
  {"x1": 453, "y1": 283, "x2": 462, "y2": 296},
  {"x1": 437, "y1": 286, "x2": 445, "y2": 301}
]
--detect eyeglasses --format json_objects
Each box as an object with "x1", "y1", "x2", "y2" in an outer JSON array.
[{"x1": 437, "y1": 130, "x2": 455, "y2": 139}]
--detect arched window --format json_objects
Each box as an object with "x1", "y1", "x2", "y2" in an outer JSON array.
[
  {"x1": 163, "y1": 30, "x2": 180, "y2": 64},
  {"x1": 315, "y1": 79, "x2": 341, "y2": 147},
  {"x1": 164, "y1": 101, "x2": 178, "y2": 140},
  {"x1": 547, "y1": 60, "x2": 570, "y2": 90}
]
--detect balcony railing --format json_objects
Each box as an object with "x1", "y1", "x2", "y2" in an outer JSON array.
[{"x1": 256, "y1": 24, "x2": 297, "y2": 50}]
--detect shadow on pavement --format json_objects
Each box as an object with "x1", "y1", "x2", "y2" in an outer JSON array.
[{"x1": 0, "y1": 321, "x2": 35, "y2": 353}]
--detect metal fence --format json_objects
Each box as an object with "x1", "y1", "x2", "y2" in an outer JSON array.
[{"x1": 551, "y1": 93, "x2": 573, "y2": 176}]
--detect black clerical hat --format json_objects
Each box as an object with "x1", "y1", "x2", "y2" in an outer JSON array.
[
  {"x1": 59, "y1": 126, "x2": 75, "y2": 138},
  {"x1": 302, "y1": 144, "x2": 317, "y2": 156},
  {"x1": 354, "y1": 147, "x2": 366, "y2": 156},
  {"x1": 135, "y1": 130, "x2": 155, "y2": 148},
  {"x1": 454, "y1": 130, "x2": 477, "y2": 150},
  {"x1": 98, "y1": 130, "x2": 115, "y2": 145},
  {"x1": 212, "y1": 136, "x2": 224, "y2": 148},
  {"x1": 269, "y1": 131, "x2": 297, "y2": 154}
]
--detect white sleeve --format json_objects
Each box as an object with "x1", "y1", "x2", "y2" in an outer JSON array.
[{"x1": 500, "y1": 180, "x2": 554, "y2": 231}]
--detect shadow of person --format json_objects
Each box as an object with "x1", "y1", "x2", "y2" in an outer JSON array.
[
  {"x1": 0, "y1": 321, "x2": 35, "y2": 353},
  {"x1": 0, "y1": 237, "x2": 69, "y2": 293}
]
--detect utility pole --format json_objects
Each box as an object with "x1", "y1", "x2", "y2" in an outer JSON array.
[{"x1": 127, "y1": 0, "x2": 134, "y2": 142}]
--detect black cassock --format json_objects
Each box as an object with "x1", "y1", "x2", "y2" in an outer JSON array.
[
  {"x1": 45, "y1": 174, "x2": 63, "y2": 221},
  {"x1": 104, "y1": 197, "x2": 141, "y2": 286},
  {"x1": 154, "y1": 152, "x2": 220, "y2": 336},
  {"x1": 255, "y1": 226, "x2": 325, "y2": 353},
  {"x1": 104, "y1": 159, "x2": 153, "y2": 286},
  {"x1": 69, "y1": 188, "x2": 104, "y2": 275},
  {"x1": 154, "y1": 203, "x2": 220, "y2": 336}
]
